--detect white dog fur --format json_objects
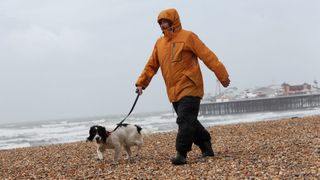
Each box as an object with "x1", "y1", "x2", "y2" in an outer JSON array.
[{"x1": 87, "y1": 123, "x2": 143, "y2": 163}]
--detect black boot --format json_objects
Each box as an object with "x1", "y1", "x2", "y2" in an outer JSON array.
[
  {"x1": 199, "y1": 141, "x2": 214, "y2": 157},
  {"x1": 171, "y1": 151, "x2": 187, "y2": 165}
]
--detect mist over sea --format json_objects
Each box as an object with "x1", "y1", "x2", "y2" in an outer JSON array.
[{"x1": 1, "y1": 108, "x2": 320, "y2": 150}]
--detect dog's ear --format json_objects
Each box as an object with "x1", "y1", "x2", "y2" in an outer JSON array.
[
  {"x1": 98, "y1": 127, "x2": 108, "y2": 143},
  {"x1": 103, "y1": 131, "x2": 111, "y2": 143},
  {"x1": 86, "y1": 136, "x2": 93, "y2": 142},
  {"x1": 86, "y1": 126, "x2": 96, "y2": 142}
]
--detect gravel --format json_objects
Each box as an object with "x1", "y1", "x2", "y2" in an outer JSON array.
[{"x1": 1, "y1": 116, "x2": 319, "y2": 179}]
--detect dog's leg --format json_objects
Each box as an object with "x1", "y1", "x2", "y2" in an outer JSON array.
[
  {"x1": 96, "y1": 145, "x2": 104, "y2": 160},
  {"x1": 136, "y1": 144, "x2": 142, "y2": 159},
  {"x1": 113, "y1": 144, "x2": 121, "y2": 164},
  {"x1": 124, "y1": 146, "x2": 132, "y2": 160},
  {"x1": 135, "y1": 139, "x2": 143, "y2": 159}
]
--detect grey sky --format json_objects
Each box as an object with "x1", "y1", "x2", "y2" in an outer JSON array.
[{"x1": 1, "y1": 0, "x2": 319, "y2": 124}]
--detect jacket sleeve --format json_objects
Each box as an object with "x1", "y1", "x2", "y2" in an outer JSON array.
[
  {"x1": 189, "y1": 32, "x2": 229, "y2": 82},
  {"x1": 135, "y1": 44, "x2": 160, "y2": 89}
]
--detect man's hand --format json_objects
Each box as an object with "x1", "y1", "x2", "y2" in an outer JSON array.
[
  {"x1": 136, "y1": 86, "x2": 143, "y2": 95},
  {"x1": 221, "y1": 77, "x2": 230, "y2": 88}
]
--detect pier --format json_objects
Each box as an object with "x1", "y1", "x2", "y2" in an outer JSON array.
[{"x1": 199, "y1": 93, "x2": 320, "y2": 116}]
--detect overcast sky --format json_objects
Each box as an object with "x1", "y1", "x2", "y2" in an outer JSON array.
[{"x1": 1, "y1": 0, "x2": 319, "y2": 124}]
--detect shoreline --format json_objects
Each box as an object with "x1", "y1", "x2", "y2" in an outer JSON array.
[
  {"x1": 2, "y1": 107, "x2": 320, "y2": 151},
  {"x1": 1, "y1": 116, "x2": 319, "y2": 179}
]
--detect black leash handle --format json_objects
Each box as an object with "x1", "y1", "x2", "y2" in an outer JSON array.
[{"x1": 112, "y1": 93, "x2": 140, "y2": 132}]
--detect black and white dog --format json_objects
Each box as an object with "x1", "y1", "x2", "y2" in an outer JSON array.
[{"x1": 87, "y1": 123, "x2": 143, "y2": 163}]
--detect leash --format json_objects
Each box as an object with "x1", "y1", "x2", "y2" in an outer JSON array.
[{"x1": 112, "y1": 93, "x2": 140, "y2": 132}]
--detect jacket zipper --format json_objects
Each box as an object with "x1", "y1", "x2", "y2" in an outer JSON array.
[
  {"x1": 170, "y1": 42, "x2": 175, "y2": 100},
  {"x1": 172, "y1": 43, "x2": 175, "y2": 62}
]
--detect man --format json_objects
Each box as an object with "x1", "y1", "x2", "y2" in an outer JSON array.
[{"x1": 135, "y1": 8, "x2": 230, "y2": 165}]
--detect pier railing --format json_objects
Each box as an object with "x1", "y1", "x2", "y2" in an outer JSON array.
[{"x1": 199, "y1": 93, "x2": 320, "y2": 116}]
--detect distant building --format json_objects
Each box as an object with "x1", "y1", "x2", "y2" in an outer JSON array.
[
  {"x1": 281, "y1": 82, "x2": 311, "y2": 95},
  {"x1": 252, "y1": 86, "x2": 279, "y2": 98}
]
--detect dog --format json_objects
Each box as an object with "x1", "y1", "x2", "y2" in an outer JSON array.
[{"x1": 86, "y1": 123, "x2": 143, "y2": 163}]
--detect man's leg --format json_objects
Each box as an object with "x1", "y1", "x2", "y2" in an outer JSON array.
[
  {"x1": 171, "y1": 96, "x2": 200, "y2": 165},
  {"x1": 193, "y1": 120, "x2": 215, "y2": 157},
  {"x1": 182, "y1": 97, "x2": 214, "y2": 157}
]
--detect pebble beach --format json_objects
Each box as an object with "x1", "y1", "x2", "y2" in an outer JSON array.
[{"x1": 1, "y1": 116, "x2": 319, "y2": 179}]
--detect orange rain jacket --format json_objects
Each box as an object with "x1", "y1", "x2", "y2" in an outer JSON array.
[{"x1": 136, "y1": 8, "x2": 229, "y2": 102}]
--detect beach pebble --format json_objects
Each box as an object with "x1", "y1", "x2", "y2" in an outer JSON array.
[{"x1": 0, "y1": 116, "x2": 319, "y2": 179}]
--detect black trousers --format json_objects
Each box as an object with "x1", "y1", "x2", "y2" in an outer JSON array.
[{"x1": 172, "y1": 96, "x2": 212, "y2": 154}]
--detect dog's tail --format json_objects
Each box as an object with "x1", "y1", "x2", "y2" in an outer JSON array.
[
  {"x1": 134, "y1": 125, "x2": 142, "y2": 134},
  {"x1": 134, "y1": 124, "x2": 150, "y2": 138}
]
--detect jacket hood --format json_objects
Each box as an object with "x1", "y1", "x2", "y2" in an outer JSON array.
[{"x1": 157, "y1": 8, "x2": 182, "y2": 37}]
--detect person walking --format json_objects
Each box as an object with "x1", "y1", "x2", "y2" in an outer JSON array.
[{"x1": 135, "y1": 8, "x2": 230, "y2": 165}]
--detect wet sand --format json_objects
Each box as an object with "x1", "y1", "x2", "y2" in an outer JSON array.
[{"x1": 1, "y1": 116, "x2": 319, "y2": 179}]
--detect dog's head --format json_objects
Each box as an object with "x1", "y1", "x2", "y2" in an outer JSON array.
[{"x1": 86, "y1": 125, "x2": 109, "y2": 143}]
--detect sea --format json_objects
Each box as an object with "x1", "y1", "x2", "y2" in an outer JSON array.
[{"x1": 1, "y1": 108, "x2": 320, "y2": 150}]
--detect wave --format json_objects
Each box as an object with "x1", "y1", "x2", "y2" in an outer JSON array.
[{"x1": 1, "y1": 108, "x2": 320, "y2": 150}]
